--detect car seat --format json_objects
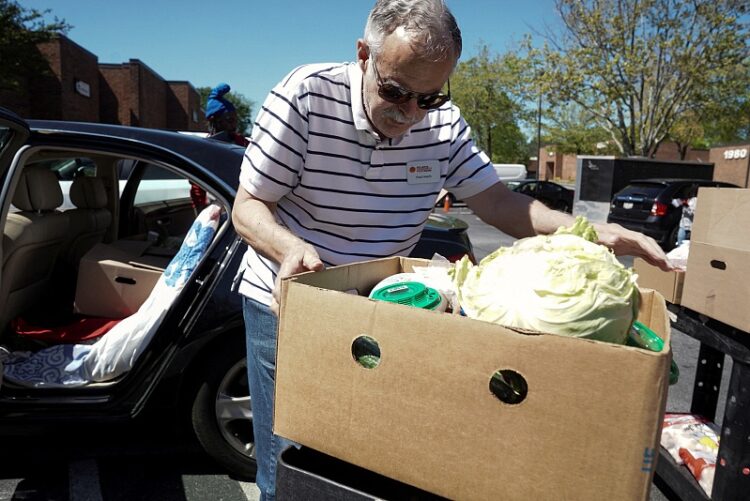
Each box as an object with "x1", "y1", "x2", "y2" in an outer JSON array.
[{"x1": 0, "y1": 166, "x2": 70, "y2": 332}]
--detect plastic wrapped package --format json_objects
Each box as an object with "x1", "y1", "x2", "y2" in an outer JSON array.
[{"x1": 661, "y1": 413, "x2": 720, "y2": 496}]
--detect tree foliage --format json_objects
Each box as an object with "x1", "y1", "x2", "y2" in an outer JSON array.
[
  {"x1": 196, "y1": 86, "x2": 255, "y2": 135},
  {"x1": 543, "y1": 104, "x2": 620, "y2": 155},
  {"x1": 0, "y1": 0, "x2": 70, "y2": 92},
  {"x1": 450, "y1": 45, "x2": 529, "y2": 164},
  {"x1": 525, "y1": 0, "x2": 749, "y2": 157}
]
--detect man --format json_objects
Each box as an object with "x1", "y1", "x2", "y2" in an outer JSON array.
[
  {"x1": 232, "y1": 1, "x2": 671, "y2": 498},
  {"x1": 192, "y1": 83, "x2": 249, "y2": 211}
]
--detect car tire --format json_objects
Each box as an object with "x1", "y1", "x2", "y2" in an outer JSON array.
[{"x1": 190, "y1": 340, "x2": 256, "y2": 480}]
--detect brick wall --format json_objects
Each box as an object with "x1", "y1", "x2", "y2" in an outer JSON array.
[
  {"x1": 653, "y1": 141, "x2": 710, "y2": 163},
  {"x1": 99, "y1": 63, "x2": 133, "y2": 125},
  {"x1": 166, "y1": 82, "x2": 205, "y2": 131},
  {"x1": 57, "y1": 37, "x2": 99, "y2": 122},
  {"x1": 135, "y1": 60, "x2": 166, "y2": 129},
  {"x1": 710, "y1": 144, "x2": 750, "y2": 188}
]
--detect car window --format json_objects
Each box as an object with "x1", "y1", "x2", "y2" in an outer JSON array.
[
  {"x1": 0, "y1": 127, "x2": 11, "y2": 151},
  {"x1": 616, "y1": 183, "x2": 663, "y2": 198},
  {"x1": 130, "y1": 163, "x2": 191, "y2": 205}
]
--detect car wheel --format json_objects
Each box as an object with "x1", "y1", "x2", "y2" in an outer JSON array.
[{"x1": 191, "y1": 341, "x2": 256, "y2": 479}]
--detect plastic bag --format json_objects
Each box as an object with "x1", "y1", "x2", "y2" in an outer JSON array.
[{"x1": 661, "y1": 413, "x2": 720, "y2": 496}]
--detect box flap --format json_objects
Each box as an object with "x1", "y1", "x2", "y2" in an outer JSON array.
[{"x1": 692, "y1": 188, "x2": 750, "y2": 250}]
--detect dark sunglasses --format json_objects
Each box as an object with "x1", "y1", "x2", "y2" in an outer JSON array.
[{"x1": 370, "y1": 60, "x2": 451, "y2": 110}]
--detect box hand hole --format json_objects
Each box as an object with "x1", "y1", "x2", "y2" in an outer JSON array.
[
  {"x1": 352, "y1": 335, "x2": 380, "y2": 369},
  {"x1": 114, "y1": 276, "x2": 136, "y2": 285},
  {"x1": 489, "y1": 369, "x2": 527, "y2": 405},
  {"x1": 709, "y1": 260, "x2": 726, "y2": 270}
]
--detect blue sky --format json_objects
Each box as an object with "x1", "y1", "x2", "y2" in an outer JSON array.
[{"x1": 25, "y1": 0, "x2": 558, "y2": 116}]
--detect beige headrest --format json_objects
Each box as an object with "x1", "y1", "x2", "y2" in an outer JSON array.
[
  {"x1": 12, "y1": 166, "x2": 64, "y2": 211},
  {"x1": 70, "y1": 177, "x2": 108, "y2": 209}
]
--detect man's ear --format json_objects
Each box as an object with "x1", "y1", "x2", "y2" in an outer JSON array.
[{"x1": 356, "y1": 39, "x2": 369, "y2": 72}]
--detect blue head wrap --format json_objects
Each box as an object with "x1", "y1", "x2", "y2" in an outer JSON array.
[{"x1": 205, "y1": 83, "x2": 236, "y2": 119}]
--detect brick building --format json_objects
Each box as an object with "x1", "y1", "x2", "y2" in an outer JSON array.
[
  {"x1": 0, "y1": 35, "x2": 204, "y2": 131},
  {"x1": 534, "y1": 142, "x2": 711, "y2": 182},
  {"x1": 710, "y1": 143, "x2": 750, "y2": 188}
]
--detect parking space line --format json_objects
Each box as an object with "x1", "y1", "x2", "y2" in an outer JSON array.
[{"x1": 69, "y1": 459, "x2": 103, "y2": 501}]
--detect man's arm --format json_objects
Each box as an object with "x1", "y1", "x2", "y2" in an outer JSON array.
[
  {"x1": 464, "y1": 181, "x2": 673, "y2": 271},
  {"x1": 231, "y1": 186, "x2": 323, "y2": 314}
]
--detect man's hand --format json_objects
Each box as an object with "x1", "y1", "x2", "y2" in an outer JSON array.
[
  {"x1": 594, "y1": 222, "x2": 674, "y2": 271},
  {"x1": 271, "y1": 243, "x2": 325, "y2": 315}
]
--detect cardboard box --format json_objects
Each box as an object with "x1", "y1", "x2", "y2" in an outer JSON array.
[
  {"x1": 74, "y1": 242, "x2": 163, "y2": 319},
  {"x1": 682, "y1": 188, "x2": 750, "y2": 331},
  {"x1": 276, "y1": 257, "x2": 671, "y2": 501},
  {"x1": 634, "y1": 258, "x2": 685, "y2": 304}
]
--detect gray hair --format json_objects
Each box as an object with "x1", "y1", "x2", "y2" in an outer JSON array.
[{"x1": 364, "y1": 0, "x2": 462, "y2": 63}]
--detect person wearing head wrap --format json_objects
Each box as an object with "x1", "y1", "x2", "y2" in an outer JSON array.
[{"x1": 191, "y1": 83, "x2": 250, "y2": 211}]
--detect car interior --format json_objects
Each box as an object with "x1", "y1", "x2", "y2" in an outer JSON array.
[{"x1": 0, "y1": 145, "x2": 227, "y2": 389}]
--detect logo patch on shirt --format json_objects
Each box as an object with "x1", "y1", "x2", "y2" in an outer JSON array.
[{"x1": 406, "y1": 160, "x2": 441, "y2": 184}]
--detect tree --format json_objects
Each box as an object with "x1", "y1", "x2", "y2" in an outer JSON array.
[
  {"x1": 544, "y1": 103, "x2": 619, "y2": 155},
  {"x1": 196, "y1": 86, "x2": 254, "y2": 135},
  {"x1": 0, "y1": 0, "x2": 70, "y2": 92},
  {"x1": 450, "y1": 45, "x2": 529, "y2": 164},
  {"x1": 528, "y1": 0, "x2": 749, "y2": 157}
]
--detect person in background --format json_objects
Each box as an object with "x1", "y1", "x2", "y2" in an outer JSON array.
[
  {"x1": 191, "y1": 83, "x2": 249, "y2": 211},
  {"x1": 672, "y1": 190, "x2": 698, "y2": 246},
  {"x1": 231, "y1": 1, "x2": 673, "y2": 499}
]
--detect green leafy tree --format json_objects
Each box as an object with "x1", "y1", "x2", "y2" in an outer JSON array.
[
  {"x1": 196, "y1": 86, "x2": 254, "y2": 135},
  {"x1": 544, "y1": 104, "x2": 619, "y2": 155},
  {"x1": 450, "y1": 45, "x2": 529, "y2": 164},
  {"x1": 523, "y1": 0, "x2": 749, "y2": 157},
  {"x1": 0, "y1": 0, "x2": 70, "y2": 92}
]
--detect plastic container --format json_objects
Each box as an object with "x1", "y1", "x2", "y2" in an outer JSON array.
[
  {"x1": 370, "y1": 281, "x2": 446, "y2": 312},
  {"x1": 627, "y1": 320, "x2": 680, "y2": 384}
]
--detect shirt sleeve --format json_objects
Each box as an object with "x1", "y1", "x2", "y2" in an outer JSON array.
[
  {"x1": 238, "y1": 68, "x2": 310, "y2": 202},
  {"x1": 443, "y1": 107, "x2": 500, "y2": 200}
]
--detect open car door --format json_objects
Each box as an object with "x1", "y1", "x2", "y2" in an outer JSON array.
[{"x1": 0, "y1": 108, "x2": 31, "y2": 300}]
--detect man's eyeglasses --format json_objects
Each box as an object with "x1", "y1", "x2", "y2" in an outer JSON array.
[{"x1": 370, "y1": 59, "x2": 450, "y2": 110}]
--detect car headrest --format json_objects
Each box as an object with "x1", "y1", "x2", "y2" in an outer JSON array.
[
  {"x1": 12, "y1": 166, "x2": 64, "y2": 212},
  {"x1": 70, "y1": 177, "x2": 108, "y2": 209}
]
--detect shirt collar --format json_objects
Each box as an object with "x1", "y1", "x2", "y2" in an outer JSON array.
[{"x1": 349, "y1": 63, "x2": 375, "y2": 136}]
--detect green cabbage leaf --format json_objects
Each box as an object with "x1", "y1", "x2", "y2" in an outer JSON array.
[{"x1": 453, "y1": 217, "x2": 639, "y2": 344}]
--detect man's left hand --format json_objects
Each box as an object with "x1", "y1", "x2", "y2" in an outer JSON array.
[{"x1": 594, "y1": 222, "x2": 674, "y2": 271}]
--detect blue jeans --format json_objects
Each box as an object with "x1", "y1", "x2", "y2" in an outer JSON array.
[
  {"x1": 242, "y1": 296, "x2": 290, "y2": 501},
  {"x1": 677, "y1": 227, "x2": 691, "y2": 246}
]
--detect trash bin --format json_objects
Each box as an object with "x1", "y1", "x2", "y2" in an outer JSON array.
[{"x1": 276, "y1": 446, "x2": 447, "y2": 500}]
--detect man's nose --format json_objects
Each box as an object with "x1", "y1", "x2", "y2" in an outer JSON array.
[{"x1": 398, "y1": 97, "x2": 420, "y2": 115}]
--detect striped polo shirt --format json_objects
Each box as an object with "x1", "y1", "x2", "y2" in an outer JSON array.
[{"x1": 236, "y1": 62, "x2": 499, "y2": 305}]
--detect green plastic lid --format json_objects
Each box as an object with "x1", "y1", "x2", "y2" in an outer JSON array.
[
  {"x1": 627, "y1": 321, "x2": 680, "y2": 385},
  {"x1": 371, "y1": 281, "x2": 443, "y2": 310}
]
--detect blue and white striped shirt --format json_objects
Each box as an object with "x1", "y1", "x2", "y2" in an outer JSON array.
[{"x1": 236, "y1": 62, "x2": 498, "y2": 305}]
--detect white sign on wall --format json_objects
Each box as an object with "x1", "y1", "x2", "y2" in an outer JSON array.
[
  {"x1": 74, "y1": 79, "x2": 91, "y2": 98},
  {"x1": 723, "y1": 148, "x2": 748, "y2": 160}
]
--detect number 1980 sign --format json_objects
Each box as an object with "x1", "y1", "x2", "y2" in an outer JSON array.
[{"x1": 724, "y1": 148, "x2": 748, "y2": 160}]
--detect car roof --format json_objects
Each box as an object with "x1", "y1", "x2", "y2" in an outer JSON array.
[
  {"x1": 627, "y1": 178, "x2": 729, "y2": 185},
  {"x1": 26, "y1": 120, "x2": 246, "y2": 188}
]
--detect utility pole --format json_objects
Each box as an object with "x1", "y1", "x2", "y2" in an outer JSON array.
[{"x1": 536, "y1": 92, "x2": 542, "y2": 181}]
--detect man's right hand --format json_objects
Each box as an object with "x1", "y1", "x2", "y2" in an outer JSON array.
[{"x1": 271, "y1": 243, "x2": 325, "y2": 315}]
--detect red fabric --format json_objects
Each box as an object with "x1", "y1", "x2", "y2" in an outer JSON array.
[
  {"x1": 230, "y1": 132, "x2": 249, "y2": 147},
  {"x1": 13, "y1": 316, "x2": 122, "y2": 343}
]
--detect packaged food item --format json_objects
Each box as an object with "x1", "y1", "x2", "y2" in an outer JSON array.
[{"x1": 661, "y1": 413, "x2": 720, "y2": 496}]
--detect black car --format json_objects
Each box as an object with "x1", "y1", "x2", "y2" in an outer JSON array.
[
  {"x1": 607, "y1": 178, "x2": 737, "y2": 250},
  {"x1": 0, "y1": 109, "x2": 473, "y2": 478},
  {"x1": 510, "y1": 180, "x2": 575, "y2": 213}
]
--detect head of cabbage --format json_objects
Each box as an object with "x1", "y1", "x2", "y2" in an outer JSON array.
[{"x1": 452, "y1": 217, "x2": 639, "y2": 344}]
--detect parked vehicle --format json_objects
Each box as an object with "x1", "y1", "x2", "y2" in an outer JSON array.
[
  {"x1": 607, "y1": 178, "x2": 738, "y2": 250},
  {"x1": 0, "y1": 109, "x2": 474, "y2": 479},
  {"x1": 510, "y1": 180, "x2": 575, "y2": 213}
]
